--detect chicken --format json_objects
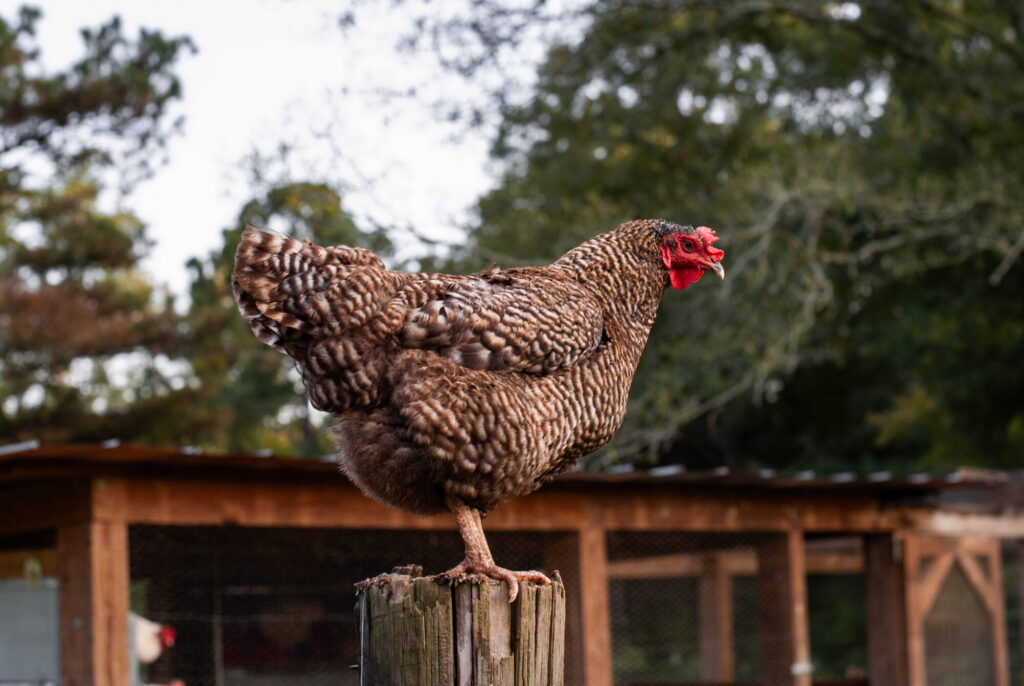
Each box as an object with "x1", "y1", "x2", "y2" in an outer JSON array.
[
  {"x1": 130, "y1": 611, "x2": 176, "y2": 665},
  {"x1": 233, "y1": 219, "x2": 724, "y2": 600}
]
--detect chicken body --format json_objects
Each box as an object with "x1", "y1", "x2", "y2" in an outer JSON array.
[
  {"x1": 233, "y1": 219, "x2": 724, "y2": 598},
  {"x1": 131, "y1": 612, "x2": 176, "y2": 665}
]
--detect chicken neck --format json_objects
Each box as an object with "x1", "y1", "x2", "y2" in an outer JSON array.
[{"x1": 444, "y1": 495, "x2": 550, "y2": 602}]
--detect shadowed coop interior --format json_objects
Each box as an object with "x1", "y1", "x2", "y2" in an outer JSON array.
[
  {"x1": 127, "y1": 525, "x2": 584, "y2": 686},
  {"x1": 125, "y1": 525, "x2": 875, "y2": 686}
]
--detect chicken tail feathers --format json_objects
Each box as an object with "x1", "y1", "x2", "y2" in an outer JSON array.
[{"x1": 232, "y1": 226, "x2": 393, "y2": 350}]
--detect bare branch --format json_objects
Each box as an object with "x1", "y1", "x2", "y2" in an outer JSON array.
[{"x1": 990, "y1": 229, "x2": 1024, "y2": 285}]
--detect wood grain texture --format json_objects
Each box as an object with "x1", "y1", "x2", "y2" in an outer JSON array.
[
  {"x1": 755, "y1": 531, "x2": 811, "y2": 686},
  {"x1": 58, "y1": 519, "x2": 130, "y2": 686},
  {"x1": 356, "y1": 572, "x2": 565, "y2": 686}
]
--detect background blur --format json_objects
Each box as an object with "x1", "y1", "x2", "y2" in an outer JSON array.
[{"x1": 1, "y1": 0, "x2": 1022, "y2": 473}]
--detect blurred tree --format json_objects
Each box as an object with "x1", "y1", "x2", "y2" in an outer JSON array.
[
  {"x1": 407, "y1": 0, "x2": 1024, "y2": 471},
  {"x1": 183, "y1": 182, "x2": 392, "y2": 455},
  {"x1": 0, "y1": 6, "x2": 198, "y2": 444}
]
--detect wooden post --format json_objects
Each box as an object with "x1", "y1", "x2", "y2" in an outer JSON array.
[
  {"x1": 1019, "y1": 540, "x2": 1024, "y2": 686},
  {"x1": 699, "y1": 552, "x2": 735, "y2": 682},
  {"x1": 356, "y1": 569, "x2": 565, "y2": 686},
  {"x1": 58, "y1": 520, "x2": 131, "y2": 686},
  {"x1": 865, "y1": 534, "x2": 908, "y2": 686},
  {"x1": 756, "y1": 530, "x2": 811, "y2": 686},
  {"x1": 578, "y1": 511, "x2": 613, "y2": 686}
]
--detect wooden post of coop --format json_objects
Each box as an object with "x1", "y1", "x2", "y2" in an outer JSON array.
[{"x1": 356, "y1": 567, "x2": 566, "y2": 686}]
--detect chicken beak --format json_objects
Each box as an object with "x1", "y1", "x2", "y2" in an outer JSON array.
[{"x1": 709, "y1": 261, "x2": 725, "y2": 280}]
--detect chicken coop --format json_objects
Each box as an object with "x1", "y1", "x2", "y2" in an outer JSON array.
[{"x1": 1, "y1": 441, "x2": 1022, "y2": 686}]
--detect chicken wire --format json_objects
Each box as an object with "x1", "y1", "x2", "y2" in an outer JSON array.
[
  {"x1": 123, "y1": 525, "x2": 1024, "y2": 686},
  {"x1": 127, "y1": 525, "x2": 584, "y2": 686},
  {"x1": 605, "y1": 532, "x2": 867, "y2": 686},
  {"x1": 922, "y1": 560, "x2": 996, "y2": 686}
]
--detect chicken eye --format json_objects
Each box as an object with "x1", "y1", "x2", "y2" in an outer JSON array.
[{"x1": 680, "y1": 238, "x2": 696, "y2": 252}]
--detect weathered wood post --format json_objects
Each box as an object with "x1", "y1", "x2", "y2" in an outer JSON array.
[{"x1": 356, "y1": 567, "x2": 565, "y2": 686}]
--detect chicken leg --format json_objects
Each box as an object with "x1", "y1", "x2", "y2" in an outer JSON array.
[{"x1": 444, "y1": 495, "x2": 550, "y2": 602}]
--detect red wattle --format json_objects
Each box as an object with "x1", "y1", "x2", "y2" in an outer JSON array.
[{"x1": 669, "y1": 266, "x2": 702, "y2": 289}]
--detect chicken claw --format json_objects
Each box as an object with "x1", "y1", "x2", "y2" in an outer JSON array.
[
  {"x1": 444, "y1": 560, "x2": 551, "y2": 602},
  {"x1": 446, "y1": 495, "x2": 551, "y2": 602}
]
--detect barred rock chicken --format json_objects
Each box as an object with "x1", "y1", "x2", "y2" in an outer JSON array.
[{"x1": 233, "y1": 219, "x2": 724, "y2": 600}]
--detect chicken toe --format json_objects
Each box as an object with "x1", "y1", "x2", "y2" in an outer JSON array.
[
  {"x1": 444, "y1": 559, "x2": 550, "y2": 602},
  {"x1": 446, "y1": 495, "x2": 551, "y2": 602}
]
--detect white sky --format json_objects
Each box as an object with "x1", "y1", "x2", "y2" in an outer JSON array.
[{"x1": 6, "y1": 0, "x2": 496, "y2": 302}]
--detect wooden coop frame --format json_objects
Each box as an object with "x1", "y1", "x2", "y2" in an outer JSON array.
[{"x1": 1, "y1": 443, "x2": 1022, "y2": 686}]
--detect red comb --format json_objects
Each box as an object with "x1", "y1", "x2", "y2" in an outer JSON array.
[
  {"x1": 159, "y1": 625, "x2": 177, "y2": 646},
  {"x1": 697, "y1": 226, "x2": 724, "y2": 259}
]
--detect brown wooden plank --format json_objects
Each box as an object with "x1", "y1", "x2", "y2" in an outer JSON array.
[
  {"x1": 0, "y1": 480, "x2": 90, "y2": 536},
  {"x1": 698, "y1": 553, "x2": 735, "y2": 682},
  {"x1": 904, "y1": 509, "x2": 1024, "y2": 538},
  {"x1": 578, "y1": 509, "x2": 613, "y2": 686},
  {"x1": 542, "y1": 538, "x2": 582, "y2": 686},
  {"x1": 58, "y1": 520, "x2": 130, "y2": 686},
  {"x1": 865, "y1": 535, "x2": 908, "y2": 686},
  {"x1": 915, "y1": 550, "x2": 954, "y2": 617},
  {"x1": 984, "y1": 539, "x2": 1011, "y2": 686},
  {"x1": 755, "y1": 530, "x2": 811, "y2": 686},
  {"x1": 606, "y1": 549, "x2": 864, "y2": 579},
  {"x1": 956, "y1": 547, "x2": 999, "y2": 615},
  {"x1": 58, "y1": 523, "x2": 92, "y2": 686},
  {"x1": 901, "y1": 534, "x2": 926, "y2": 686},
  {"x1": 95, "y1": 475, "x2": 904, "y2": 533},
  {"x1": 1019, "y1": 541, "x2": 1024, "y2": 686},
  {"x1": 788, "y1": 530, "x2": 812, "y2": 686}
]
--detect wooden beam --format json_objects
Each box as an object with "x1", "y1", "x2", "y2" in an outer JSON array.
[
  {"x1": 58, "y1": 520, "x2": 130, "y2": 686},
  {"x1": 698, "y1": 553, "x2": 735, "y2": 682},
  {"x1": 606, "y1": 549, "x2": 864, "y2": 579},
  {"x1": 577, "y1": 506, "x2": 612, "y2": 686},
  {"x1": 865, "y1": 534, "x2": 908, "y2": 686},
  {"x1": 901, "y1": 534, "x2": 928, "y2": 686},
  {"x1": 985, "y1": 540, "x2": 1011, "y2": 686},
  {"x1": 788, "y1": 530, "x2": 812, "y2": 686},
  {"x1": 902, "y1": 510, "x2": 1024, "y2": 538},
  {"x1": 915, "y1": 551, "x2": 954, "y2": 618},
  {"x1": 0, "y1": 480, "x2": 90, "y2": 536},
  {"x1": 1020, "y1": 541, "x2": 1024, "y2": 686},
  {"x1": 89, "y1": 475, "x2": 905, "y2": 534},
  {"x1": 543, "y1": 533, "x2": 584, "y2": 685},
  {"x1": 755, "y1": 530, "x2": 811, "y2": 686}
]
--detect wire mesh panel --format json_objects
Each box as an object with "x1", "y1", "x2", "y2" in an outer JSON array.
[
  {"x1": 129, "y1": 525, "x2": 583, "y2": 686},
  {"x1": 923, "y1": 563, "x2": 996, "y2": 686},
  {"x1": 605, "y1": 531, "x2": 795, "y2": 686},
  {"x1": 805, "y1": 536, "x2": 867, "y2": 683},
  {"x1": 904, "y1": 534, "x2": 1010, "y2": 686}
]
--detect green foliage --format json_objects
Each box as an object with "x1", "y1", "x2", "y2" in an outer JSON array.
[
  {"x1": 0, "y1": 6, "x2": 198, "y2": 445},
  {"x1": 447, "y1": 0, "x2": 1024, "y2": 471},
  {"x1": 0, "y1": 6, "x2": 195, "y2": 185},
  {"x1": 0, "y1": 7, "x2": 386, "y2": 457}
]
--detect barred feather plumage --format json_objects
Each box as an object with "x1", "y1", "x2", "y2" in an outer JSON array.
[{"x1": 232, "y1": 219, "x2": 722, "y2": 516}]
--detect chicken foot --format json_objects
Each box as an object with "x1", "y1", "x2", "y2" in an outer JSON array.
[{"x1": 444, "y1": 495, "x2": 550, "y2": 602}]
